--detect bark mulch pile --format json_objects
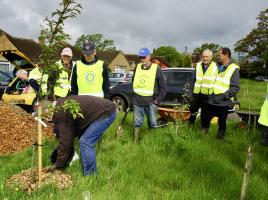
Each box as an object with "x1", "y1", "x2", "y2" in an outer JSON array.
[
  {"x1": 0, "y1": 101, "x2": 54, "y2": 155},
  {"x1": 7, "y1": 168, "x2": 72, "y2": 193}
]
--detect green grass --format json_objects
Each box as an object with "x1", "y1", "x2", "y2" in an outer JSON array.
[
  {"x1": 1, "y1": 111, "x2": 268, "y2": 200},
  {"x1": 238, "y1": 79, "x2": 266, "y2": 111},
  {"x1": 0, "y1": 78, "x2": 267, "y2": 199}
]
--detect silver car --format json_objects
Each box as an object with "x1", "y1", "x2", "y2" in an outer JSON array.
[{"x1": 109, "y1": 73, "x2": 132, "y2": 87}]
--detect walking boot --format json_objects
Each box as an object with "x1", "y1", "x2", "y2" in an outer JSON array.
[{"x1": 133, "y1": 127, "x2": 141, "y2": 143}]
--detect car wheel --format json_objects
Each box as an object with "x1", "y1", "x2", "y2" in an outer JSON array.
[{"x1": 112, "y1": 96, "x2": 127, "y2": 112}]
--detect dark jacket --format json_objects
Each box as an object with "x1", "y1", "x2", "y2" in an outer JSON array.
[
  {"x1": 70, "y1": 56, "x2": 110, "y2": 99},
  {"x1": 132, "y1": 63, "x2": 167, "y2": 106},
  {"x1": 53, "y1": 95, "x2": 116, "y2": 168},
  {"x1": 208, "y1": 63, "x2": 240, "y2": 107}
]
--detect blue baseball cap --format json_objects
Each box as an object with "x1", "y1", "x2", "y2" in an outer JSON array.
[
  {"x1": 82, "y1": 42, "x2": 95, "y2": 56},
  {"x1": 138, "y1": 47, "x2": 151, "y2": 57}
]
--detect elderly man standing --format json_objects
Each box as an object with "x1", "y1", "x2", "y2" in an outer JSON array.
[
  {"x1": 71, "y1": 42, "x2": 110, "y2": 98},
  {"x1": 202, "y1": 47, "x2": 240, "y2": 139},
  {"x1": 132, "y1": 47, "x2": 167, "y2": 142},
  {"x1": 47, "y1": 47, "x2": 74, "y2": 99},
  {"x1": 189, "y1": 49, "x2": 218, "y2": 127}
]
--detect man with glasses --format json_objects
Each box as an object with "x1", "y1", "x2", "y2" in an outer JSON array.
[
  {"x1": 70, "y1": 42, "x2": 110, "y2": 98},
  {"x1": 132, "y1": 47, "x2": 167, "y2": 142}
]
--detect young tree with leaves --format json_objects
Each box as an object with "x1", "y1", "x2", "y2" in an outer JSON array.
[
  {"x1": 35, "y1": 0, "x2": 83, "y2": 184},
  {"x1": 75, "y1": 33, "x2": 116, "y2": 51},
  {"x1": 193, "y1": 43, "x2": 221, "y2": 61},
  {"x1": 153, "y1": 46, "x2": 182, "y2": 67}
]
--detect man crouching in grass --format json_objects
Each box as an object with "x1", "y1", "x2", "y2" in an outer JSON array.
[{"x1": 49, "y1": 95, "x2": 116, "y2": 176}]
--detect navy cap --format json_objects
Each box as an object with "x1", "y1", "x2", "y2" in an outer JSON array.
[
  {"x1": 138, "y1": 47, "x2": 151, "y2": 57},
  {"x1": 82, "y1": 42, "x2": 95, "y2": 56}
]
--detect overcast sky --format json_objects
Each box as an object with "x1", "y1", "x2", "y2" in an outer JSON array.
[{"x1": 0, "y1": 0, "x2": 267, "y2": 54}]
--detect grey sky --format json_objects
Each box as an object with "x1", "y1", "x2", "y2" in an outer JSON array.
[{"x1": 0, "y1": 0, "x2": 267, "y2": 54}]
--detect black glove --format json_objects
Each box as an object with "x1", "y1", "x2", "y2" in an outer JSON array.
[{"x1": 45, "y1": 164, "x2": 57, "y2": 173}]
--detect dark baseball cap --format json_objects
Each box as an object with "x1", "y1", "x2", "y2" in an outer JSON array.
[{"x1": 82, "y1": 42, "x2": 95, "y2": 55}]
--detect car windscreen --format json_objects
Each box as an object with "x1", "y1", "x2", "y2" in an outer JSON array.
[{"x1": 170, "y1": 72, "x2": 193, "y2": 84}]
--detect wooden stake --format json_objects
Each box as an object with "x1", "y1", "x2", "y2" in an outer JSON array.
[
  {"x1": 37, "y1": 103, "x2": 43, "y2": 185},
  {"x1": 240, "y1": 146, "x2": 253, "y2": 200}
]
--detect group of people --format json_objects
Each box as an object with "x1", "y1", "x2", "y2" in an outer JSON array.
[
  {"x1": 16, "y1": 44, "x2": 263, "y2": 175},
  {"x1": 189, "y1": 47, "x2": 240, "y2": 139},
  {"x1": 14, "y1": 43, "x2": 167, "y2": 176}
]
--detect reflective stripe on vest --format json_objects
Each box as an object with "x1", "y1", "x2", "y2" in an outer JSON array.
[
  {"x1": 133, "y1": 63, "x2": 157, "y2": 96},
  {"x1": 28, "y1": 67, "x2": 48, "y2": 93},
  {"x1": 53, "y1": 61, "x2": 74, "y2": 97},
  {"x1": 76, "y1": 60, "x2": 104, "y2": 97},
  {"x1": 213, "y1": 63, "x2": 239, "y2": 94},
  {"x1": 193, "y1": 61, "x2": 218, "y2": 95}
]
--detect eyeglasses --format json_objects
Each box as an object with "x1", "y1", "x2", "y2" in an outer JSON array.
[{"x1": 139, "y1": 56, "x2": 146, "y2": 59}]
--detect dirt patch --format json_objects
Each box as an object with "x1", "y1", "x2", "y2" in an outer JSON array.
[
  {"x1": 0, "y1": 101, "x2": 54, "y2": 155},
  {"x1": 7, "y1": 168, "x2": 72, "y2": 193}
]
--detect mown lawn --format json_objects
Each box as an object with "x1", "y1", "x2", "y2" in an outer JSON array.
[
  {"x1": 238, "y1": 79, "x2": 266, "y2": 111},
  {"x1": 1, "y1": 111, "x2": 268, "y2": 200},
  {"x1": 0, "y1": 78, "x2": 268, "y2": 200}
]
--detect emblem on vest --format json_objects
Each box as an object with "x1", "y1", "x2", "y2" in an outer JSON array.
[
  {"x1": 85, "y1": 72, "x2": 95, "y2": 84},
  {"x1": 137, "y1": 75, "x2": 148, "y2": 88}
]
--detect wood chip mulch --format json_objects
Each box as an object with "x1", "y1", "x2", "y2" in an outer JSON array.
[
  {"x1": 7, "y1": 168, "x2": 72, "y2": 193},
  {"x1": 0, "y1": 101, "x2": 54, "y2": 155}
]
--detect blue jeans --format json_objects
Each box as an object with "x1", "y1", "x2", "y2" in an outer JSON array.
[
  {"x1": 133, "y1": 104, "x2": 157, "y2": 128},
  {"x1": 79, "y1": 111, "x2": 116, "y2": 176}
]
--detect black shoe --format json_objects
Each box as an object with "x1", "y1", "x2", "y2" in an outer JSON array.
[
  {"x1": 216, "y1": 130, "x2": 225, "y2": 140},
  {"x1": 201, "y1": 128, "x2": 208, "y2": 134},
  {"x1": 261, "y1": 138, "x2": 268, "y2": 146},
  {"x1": 216, "y1": 134, "x2": 224, "y2": 140}
]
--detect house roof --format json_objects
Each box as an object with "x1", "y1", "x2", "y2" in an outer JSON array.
[
  {"x1": 0, "y1": 29, "x2": 83, "y2": 62},
  {"x1": 125, "y1": 54, "x2": 140, "y2": 64},
  {"x1": 96, "y1": 51, "x2": 121, "y2": 64}
]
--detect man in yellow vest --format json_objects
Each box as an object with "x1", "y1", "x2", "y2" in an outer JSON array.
[
  {"x1": 47, "y1": 47, "x2": 74, "y2": 99},
  {"x1": 258, "y1": 84, "x2": 268, "y2": 146},
  {"x1": 202, "y1": 47, "x2": 240, "y2": 139},
  {"x1": 70, "y1": 42, "x2": 110, "y2": 98},
  {"x1": 189, "y1": 49, "x2": 218, "y2": 127},
  {"x1": 132, "y1": 47, "x2": 167, "y2": 142},
  {"x1": 28, "y1": 65, "x2": 48, "y2": 93}
]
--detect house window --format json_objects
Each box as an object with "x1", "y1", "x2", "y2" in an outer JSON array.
[{"x1": 114, "y1": 65, "x2": 126, "y2": 73}]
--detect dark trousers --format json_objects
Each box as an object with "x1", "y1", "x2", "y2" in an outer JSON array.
[
  {"x1": 189, "y1": 95, "x2": 208, "y2": 127},
  {"x1": 202, "y1": 104, "x2": 229, "y2": 135},
  {"x1": 261, "y1": 125, "x2": 268, "y2": 146}
]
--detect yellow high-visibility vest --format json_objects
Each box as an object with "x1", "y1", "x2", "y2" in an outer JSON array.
[
  {"x1": 133, "y1": 63, "x2": 157, "y2": 96},
  {"x1": 258, "y1": 84, "x2": 268, "y2": 126},
  {"x1": 76, "y1": 60, "x2": 104, "y2": 97},
  {"x1": 193, "y1": 61, "x2": 218, "y2": 95},
  {"x1": 28, "y1": 67, "x2": 48, "y2": 93},
  {"x1": 213, "y1": 63, "x2": 239, "y2": 94},
  {"x1": 53, "y1": 61, "x2": 74, "y2": 97}
]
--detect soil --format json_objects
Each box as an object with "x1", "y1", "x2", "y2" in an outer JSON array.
[
  {"x1": 7, "y1": 168, "x2": 72, "y2": 193},
  {"x1": 0, "y1": 101, "x2": 54, "y2": 155}
]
